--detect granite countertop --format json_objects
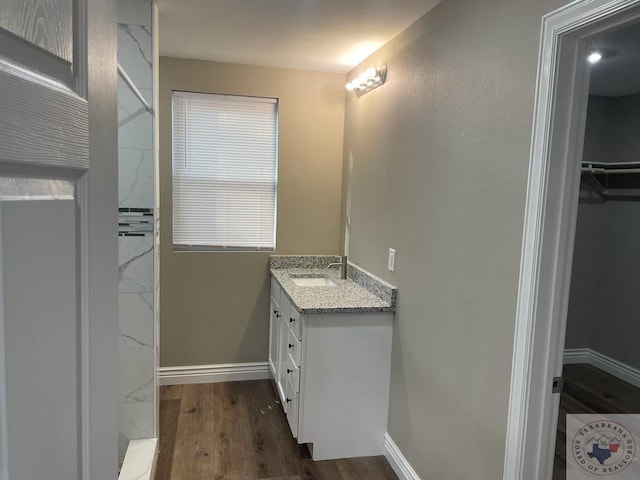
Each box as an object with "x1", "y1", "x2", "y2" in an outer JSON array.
[{"x1": 270, "y1": 267, "x2": 395, "y2": 314}]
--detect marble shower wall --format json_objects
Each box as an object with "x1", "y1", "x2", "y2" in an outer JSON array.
[{"x1": 117, "y1": 1, "x2": 156, "y2": 465}]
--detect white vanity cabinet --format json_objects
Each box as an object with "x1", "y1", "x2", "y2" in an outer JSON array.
[{"x1": 268, "y1": 274, "x2": 394, "y2": 461}]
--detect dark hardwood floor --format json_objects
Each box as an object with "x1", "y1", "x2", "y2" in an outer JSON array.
[
  {"x1": 155, "y1": 380, "x2": 399, "y2": 480},
  {"x1": 553, "y1": 364, "x2": 640, "y2": 480}
]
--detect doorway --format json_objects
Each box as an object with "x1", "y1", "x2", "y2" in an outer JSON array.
[
  {"x1": 504, "y1": 0, "x2": 640, "y2": 479},
  {"x1": 556, "y1": 24, "x2": 640, "y2": 477}
]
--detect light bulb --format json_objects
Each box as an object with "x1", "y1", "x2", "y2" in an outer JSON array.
[
  {"x1": 345, "y1": 65, "x2": 387, "y2": 94},
  {"x1": 588, "y1": 52, "x2": 602, "y2": 64}
]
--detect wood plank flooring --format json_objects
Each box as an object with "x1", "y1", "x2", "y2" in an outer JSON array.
[
  {"x1": 553, "y1": 364, "x2": 640, "y2": 480},
  {"x1": 156, "y1": 380, "x2": 399, "y2": 480}
]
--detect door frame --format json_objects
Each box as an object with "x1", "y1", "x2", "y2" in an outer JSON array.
[{"x1": 503, "y1": 0, "x2": 640, "y2": 478}]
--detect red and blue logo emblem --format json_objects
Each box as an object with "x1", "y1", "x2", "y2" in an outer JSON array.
[{"x1": 572, "y1": 420, "x2": 636, "y2": 476}]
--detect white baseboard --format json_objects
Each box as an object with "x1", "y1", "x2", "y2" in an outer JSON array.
[
  {"x1": 384, "y1": 433, "x2": 421, "y2": 480},
  {"x1": 158, "y1": 362, "x2": 272, "y2": 385},
  {"x1": 564, "y1": 348, "x2": 640, "y2": 389},
  {"x1": 563, "y1": 348, "x2": 591, "y2": 365}
]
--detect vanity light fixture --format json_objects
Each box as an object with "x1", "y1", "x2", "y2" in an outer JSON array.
[{"x1": 345, "y1": 65, "x2": 387, "y2": 96}]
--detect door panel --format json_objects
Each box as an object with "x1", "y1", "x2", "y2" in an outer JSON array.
[
  {"x1": 0, "y1": 0, "x2": 87, "y2": 171},
  {"x1": 0, "y1": 64, "x2": 88, "y2": 170},
  {"x1": 2, "y1": 198, "x2": 78, "y2": 480},
  {"x1": 0, "y1": 0, "x2": 80, "y2": 87},
  {"x1": 0, "y1": 0, "x2": 73, "y2": 62}
]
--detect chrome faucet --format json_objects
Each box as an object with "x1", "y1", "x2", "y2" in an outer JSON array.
[{"x1": 327, "y1": 255, "x2": 348, "y2": 279}]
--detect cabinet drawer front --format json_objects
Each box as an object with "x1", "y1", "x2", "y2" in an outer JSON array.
[
  {"x1": 288, "y1": 306, "x2": 301, "y2": 340},
  {"x1": 270, "y1": 297, "x2": 280, "y2": 325},
  {"x1": 277, "y1": 379, "x2": 287, "y2": 414},
  {"x1": 286, "y1": 353, "x2": 300, "y2": 393},
  {"x1": 280, "y1": 292, "x2": 295, "y2": 325},
  {"x1": 285, "y1": 376, "x2": 299, "y2": 438},
  {"x1": 287, "y1": 327, "x2": 301, "y2": 367},
  {"x1": 270, "y1": 276, "x2": 281, "y2": 305}
]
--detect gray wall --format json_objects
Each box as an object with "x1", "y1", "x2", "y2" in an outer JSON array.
[
  {"x1": 566, "y1": 94, "x2": 640, "y2": 370},
  {"x1": 341, "y1": 0, "x2": 567, "y2": 477},
  {"x1": 159, "y1": 58, "x2": 345, "y2": 367},
  {"x1": 582, "y1": 93, "x2": 640, "y2": 164},
  {"x1": 582, "y1": 95, "x2": 618, "y2": 164},
  {"x1": 614, "y1": 93, "x2": 640, "y2": 160},
  {"x1": 592, "y1": 202, "x2": 640, "y2": 368},
  {"x1": 564, "y1": 199, "x2": 605, "y2": 349},
  {"x1": 566, "y1": 201, "x2": 640, "y2": 368}
]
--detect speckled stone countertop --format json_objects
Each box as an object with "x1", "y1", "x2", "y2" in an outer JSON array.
[{"x1": 269, "y1": 256, "x2": 397, "y2": 314}]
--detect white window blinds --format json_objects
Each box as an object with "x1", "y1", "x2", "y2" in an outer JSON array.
[{"x1": 172, "y1": 91, "x2": 278, "y2": 250}]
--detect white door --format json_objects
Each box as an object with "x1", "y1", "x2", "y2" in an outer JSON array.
[{"x1": 0, "y1": 1, "x2": 118, "y2": 479}]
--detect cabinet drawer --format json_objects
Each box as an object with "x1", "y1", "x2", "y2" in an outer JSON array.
[
  {"x1": 280, "y1": 292, "x2": 295, "y2": 326},
  {"x1": 287, "y1": 328, "x2": 301, "y2": 367},
  {"x1": 277, "y1": 379, "x2": 287, "y2": 414},
  {"x1": 285, "y1": 353, "x2": 300, "y2": 393},
  {"x1": 285, "y1": 376, "x2": 299, "y2": 437},
  {"x1": 270, "y1": 297, "x2": 280, "y2": 321},
  {"x1": 270, "y1": 276, "x2": 281, "y2": 305},
  {"x1": 288, "y1": 306, "x2": 301, "y2": 340}
]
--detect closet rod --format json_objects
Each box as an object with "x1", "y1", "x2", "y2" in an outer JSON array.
[
  {"x1": 581, "y1": 167, "x2": 640, "y2": 175},
  {"x1": 117, "y1": 63, "x2": 152, "y2": 113}
]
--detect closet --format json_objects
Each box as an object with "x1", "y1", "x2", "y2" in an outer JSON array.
[{"x1": 554, "y1": 92, "x2": 640, "y2": 479}]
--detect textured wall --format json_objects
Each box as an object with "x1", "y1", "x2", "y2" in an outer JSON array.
[
  {"x1": 341, "y1": 0, "x2": 567, "y2": 477},
  {"x1": 159, "y1": 58, "x2": 345, "y2": 367}
]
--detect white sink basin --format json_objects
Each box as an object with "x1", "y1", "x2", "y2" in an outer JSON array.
[{"x1": 290, "y1": 275, "x2": 338, "y2": 287}]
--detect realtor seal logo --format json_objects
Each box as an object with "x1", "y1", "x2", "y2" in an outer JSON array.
[{"x1": 572, "y1": 420, "x2": 637, "y2": 476}]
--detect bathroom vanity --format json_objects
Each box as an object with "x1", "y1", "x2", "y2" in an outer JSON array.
[{"x1": 268, "y1": 256, "x2": 397, "y2": 461}]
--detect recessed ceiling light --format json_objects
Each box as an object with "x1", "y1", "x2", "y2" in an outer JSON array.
[{"x1": 588, "y1": 52, "x2": 602, "y2": 64}]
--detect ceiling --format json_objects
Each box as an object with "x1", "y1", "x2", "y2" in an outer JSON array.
[
  {"x1": 156, "y1": 0, "x2": 441, "y2": 73},
  {"x1": 590, "y1": 22, "x2": 640, "y2": 97}
]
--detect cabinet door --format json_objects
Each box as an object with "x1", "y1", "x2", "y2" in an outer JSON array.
[
  {"x1": 268, "y1": 296, "x2": 280, "y2": 377},
  {"x1": 285, "y1": 376, "x2": 299, "y2": 438},
  {"x1": 277, "y1": 312, "x2": 290, "y2": 409}
]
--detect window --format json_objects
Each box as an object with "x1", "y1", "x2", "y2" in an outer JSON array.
[{"x1": 172, "y1": 91, "x2": 278, "y2": 251}]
